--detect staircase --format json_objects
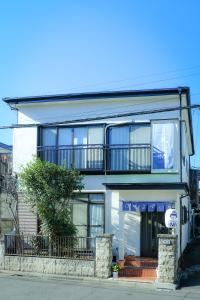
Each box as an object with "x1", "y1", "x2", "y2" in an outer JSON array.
[{"x1": 118, "y1": 256, "x2": 158, "y2": 280}]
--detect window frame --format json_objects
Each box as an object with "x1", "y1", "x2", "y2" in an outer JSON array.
[
  {"x1": 38, "y1": 124, "x2": 105, "y2": 172},
  {"x1": 71, "y1": 193, "x2": 105, "y2": 237},
  {"x1": 151, "y1": 119, "x2": 179, "y2": 174}
]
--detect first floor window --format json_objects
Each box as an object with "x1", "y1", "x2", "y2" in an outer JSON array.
[{"x1": 71, "y1": 193, "x2": 104, "y2": 237}]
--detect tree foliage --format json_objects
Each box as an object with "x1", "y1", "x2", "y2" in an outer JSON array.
[
  {"x1": 0, "y1": 174, "x2": 19, "y2": 234},
  {"x1": 20, "y1": 159, "x2": 84, "y2": 239}
]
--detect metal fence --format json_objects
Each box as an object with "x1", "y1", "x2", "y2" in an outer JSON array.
[{"x1": 5, "y1": 234, "x2": 96, "y2": 260}]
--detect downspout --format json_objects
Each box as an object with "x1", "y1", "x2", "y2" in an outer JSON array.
[
  {"x1": 104, "y1": 121, "x2": 131, "y2": 175},
  {"x1": 178, "y1": 88, "x2": 183, "y2": 261}
]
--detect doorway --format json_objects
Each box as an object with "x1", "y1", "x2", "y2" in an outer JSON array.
[{"x1": 141, "y1": 212, "x2": 168, "y2": 258}]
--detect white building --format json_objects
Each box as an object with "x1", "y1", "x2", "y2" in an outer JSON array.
[{"x1": 3, "y1": 87, "x2": 194, "y2": 260}]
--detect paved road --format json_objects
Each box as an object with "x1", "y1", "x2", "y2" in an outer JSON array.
[{"x1": 0, "y1": 275, "x2": 200, "y2": 300}]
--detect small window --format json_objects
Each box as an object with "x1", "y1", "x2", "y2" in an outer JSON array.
[{"x1": 151, "y1": 120, "x2": 179, "y2": 173}]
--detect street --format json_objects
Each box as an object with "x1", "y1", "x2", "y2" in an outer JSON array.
[{"x1": 0, "y1": 274, "x2": 200, "y2": 300}]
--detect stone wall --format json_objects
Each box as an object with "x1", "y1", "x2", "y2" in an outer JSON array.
[
  {"x1": 3, "y1": 256, "x2": 95, "y2": 277},
  {"x1": 95, "y1": 234, "x2": 113, "y2": 278},
  {"x1": 0, "y1": 234, "x2": 113, "y2": 278},
  {"x1": 156, "y1": 234, "x2": 178, "y2": 289}
]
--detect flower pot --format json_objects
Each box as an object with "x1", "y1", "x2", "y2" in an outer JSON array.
[{"x1": 112, "y1": 271, "x2": 118, "y2": 279}]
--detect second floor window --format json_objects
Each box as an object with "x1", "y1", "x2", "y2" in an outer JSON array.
[
  {"x1": 40, "y1": 126, "x2": 104, "y2": 170},
  {"x1": 108, "y1": 124, "x2": 151, "y2": 171},
  {"x1": 151, "y1": 120, "x2": 179, "y2": 172}
]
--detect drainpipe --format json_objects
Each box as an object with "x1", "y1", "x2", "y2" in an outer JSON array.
[
  {"x1": 178, "y1": 88, "x2": 183, "y2": 183},
  {"x1": 178, "y1": 88, "x2": 183, "y2": 263},
  {"x1": 179, "y1": 193, "x2": 189, "y2": 262},
  {"x1": 104, "y1": 121, "x2": 131, "y2": 175}
]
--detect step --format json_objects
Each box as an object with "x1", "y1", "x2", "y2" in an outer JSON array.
[
  {"x1": 119, "y1": 267, "x2": 157, "y2": 278},
  {"x1": 125, "y1": 261, "x2": 158, "y2": 268}
]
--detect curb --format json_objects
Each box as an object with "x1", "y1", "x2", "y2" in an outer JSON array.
[{"x1": 0, "y1": 270, "x2": 155, "y2": 290}]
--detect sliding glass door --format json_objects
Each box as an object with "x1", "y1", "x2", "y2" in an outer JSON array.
[{"x1": 108, "y1": 124, "x2": 150, "y2": 171}]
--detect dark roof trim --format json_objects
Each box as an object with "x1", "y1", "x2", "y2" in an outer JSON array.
[
  {"x1": 0, "y1": 142, "x2": 12, "y2": 151},
  {"x1": 103, "y1": 182, "x2": 189, "y2": 192},
  {"x1": 184, "y1": 89, "x2": 194, "y2": 155},
  {"x1": 3, "y1": 87, "x2": 189, "y2": 105}
]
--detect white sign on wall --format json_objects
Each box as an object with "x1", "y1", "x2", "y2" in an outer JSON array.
[{"x1": 165, "y1": 209, "x2": 178, "y2": 228}]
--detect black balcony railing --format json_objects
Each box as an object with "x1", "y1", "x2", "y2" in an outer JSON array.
[
  {"x1": 37, "y1": 144, "x2": 151, "y2": 173},
  {"x1": 38, "y1": 145, "x2": 104, "y2": 171},
  {"x1": 107, "y1": 144, "x2": 151, "y2": 172}
]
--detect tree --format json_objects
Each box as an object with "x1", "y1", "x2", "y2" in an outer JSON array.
[
  {"x1": 0, "y1": 174, "x2": 19, "y2": 234},
  {"x1": 20, "y1": 159, "x2": 84, "y2": 239}
]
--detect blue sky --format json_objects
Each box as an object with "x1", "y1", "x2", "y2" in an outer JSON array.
[{"x1": 0, "y1": 0, "x2": 200, "y2": 166}]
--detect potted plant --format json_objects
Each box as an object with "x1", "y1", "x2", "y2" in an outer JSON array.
[{"x1": 111, "y1": 263, "x2": 120, "y2": 278}]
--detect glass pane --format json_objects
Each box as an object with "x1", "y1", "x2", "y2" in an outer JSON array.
[
  {"x1": 88, "y1": 127, "x2": 103, "y2": 169},
  {"x1": 42, "y1": 128, "x2": 56, "y2": 146},
  {"x1": 90, "y1": 204, "x2": 104, "y2": 226},
  {"x1": 74, "y1": 128, "x2": 87, "y2": 145},
  {"x1": 129, "y1": 125, "x2": 150, "y2": 170},
  {"x1": 74, "y1": 128, "x2": 87, "y2": 169},
  {"x1": 109, "y1": 126, "x2": 129, "y2": 145},
  {"x1": 58, "y1": 128, "x2": 72, "y2": 145},
  {"x1": 130, "y1": 124, "x2": 150, "y2": 144},
  {"x1": 58, "y1": 128, "x2": 73, "y2": 168},
  {"x1": 42, "y1": 128, "x2": 57, "y2": 163},
  {"x1": 89, "y1": 194, "x2": 104, "y2": 202},
  {"x1": 73, "y1": 203, "x2": 88, "y2": 237},
  {"x1": 89, "y1": 204, "x2": 104, "y2": 237},
  {"x1": 88, "y1": 127, "x2": 103, "y2": 144},
  {"x1": 152, "y1": 122, "x2": 175, "y2": 170},
  {"x1": 109, "y1": 126, "x2": 129, "y2": 170}
]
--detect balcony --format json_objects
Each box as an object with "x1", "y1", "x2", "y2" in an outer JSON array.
[{"x1": 37, "y1": 144, "x2": 151, "y2": 173}]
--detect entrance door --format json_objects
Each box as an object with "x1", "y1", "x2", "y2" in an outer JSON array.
[{"x1": 141, "y1": 212, "x2": 168, "y2": 258}]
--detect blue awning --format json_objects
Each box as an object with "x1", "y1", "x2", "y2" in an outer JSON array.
[{"x1": 122, "y1": 201, "x2": 172, "y2": 212}]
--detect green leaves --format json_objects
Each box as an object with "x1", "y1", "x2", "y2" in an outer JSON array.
[{"x1": 20, "y1": 159, "x2": 84, "y2": 239}]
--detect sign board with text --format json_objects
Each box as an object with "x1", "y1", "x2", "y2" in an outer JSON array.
[{"x1": 165, "y1": 209, "x2": 178, "y2": 228}]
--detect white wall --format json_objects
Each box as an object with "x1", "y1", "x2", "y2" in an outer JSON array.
[
  {"x1": 106, "y1": 189, "x2": 178, "y2": 259},
  {"x1": 13, "y1": 127, "x2": 37, "y2": 173},
  {"x1": 17, "y1": 95, "x2": 180, "y2": 125}
]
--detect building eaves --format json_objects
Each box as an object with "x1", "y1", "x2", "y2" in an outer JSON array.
[{"x1": 3, "y1": 87, "x2": 189, "y2": 106}]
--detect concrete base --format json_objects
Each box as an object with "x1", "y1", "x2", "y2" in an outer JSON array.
[{"x1": 154, "y1": 279, "x2": 179, "y2": 290}]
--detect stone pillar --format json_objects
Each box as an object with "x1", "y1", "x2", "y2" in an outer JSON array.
[
  {"x1": 156, "y1": 234, "x2": 178, "y2": 290},
  {"x1": 0, "y1": 237, "x2": 5, "y2": 269},
  {"x1": 95, "y1": 234, "x2": 113, "y2": 278}
]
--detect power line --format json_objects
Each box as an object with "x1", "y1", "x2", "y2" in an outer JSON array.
[
  {"x1": 0, "y1": 104, "x2": 199, "y2": 130},
  {"x1": 8, "y1": 91, "x2": 200, "y2": 123},
  {"x1": 107, "y1": 72, "x2": 200, "y2": 91},
  {"x1": 66, "y1": 65, "x2": 200, "y2": 91}
]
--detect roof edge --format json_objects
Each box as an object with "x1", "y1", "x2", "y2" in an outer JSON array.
[{"x1": 3, "y1": 87, "x2": 189, "y2": 105}]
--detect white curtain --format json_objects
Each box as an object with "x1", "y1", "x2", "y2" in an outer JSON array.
[
  {"x1": 89, "y1": 204, "x2": 104, "y2": 237},
  {"x1": 152, "y1": 122, "x2": 175, "y2": 169},
  {"x1": 109, "y1": 126, "x2": 129, "y2": 170}
]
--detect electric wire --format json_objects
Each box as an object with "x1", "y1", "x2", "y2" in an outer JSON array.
[{"x1": 0, "y1": 103, "x2": 199, "y2": 130}]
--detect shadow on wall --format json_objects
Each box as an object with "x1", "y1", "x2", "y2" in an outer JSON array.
[{"x1": 123, "y1": 212, "x2": 141, "y2": 256}]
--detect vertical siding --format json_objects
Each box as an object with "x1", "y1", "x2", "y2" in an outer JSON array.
[{"x1": 18, "y1": 194, "x2": 37, "y2": 234}]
